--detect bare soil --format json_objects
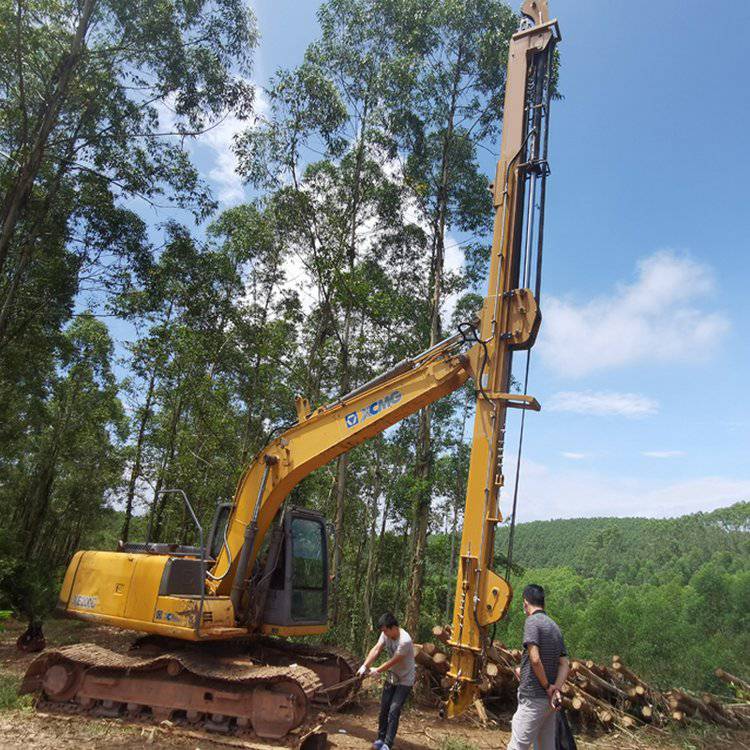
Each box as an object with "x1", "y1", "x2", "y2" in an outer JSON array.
[{"x1": 0, "y1": 618, "x2": 746, "y2": 750}]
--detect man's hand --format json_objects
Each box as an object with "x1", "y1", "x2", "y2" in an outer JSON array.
[
  {"x1": 546, "y1": 684, "x2": 562, "y2": 710},
  {"x1": 357, "y1": 664, "x2": 370, "y2": 677}
]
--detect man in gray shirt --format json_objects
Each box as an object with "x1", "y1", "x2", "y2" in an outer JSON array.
[
  {"x1": 358, "y1": 612, "x2": 415, "y2": 750},
  {"x1": 508, "y1": 584, "x2": 570, "y2": 750}
]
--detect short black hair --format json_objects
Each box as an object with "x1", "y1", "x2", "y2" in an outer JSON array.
[
  {"x1": 523, "y1": 584, "x2": 545, "y2": 607},
  {"x1": 378, "y1": 612, "x2": 398, "y2": 629}
]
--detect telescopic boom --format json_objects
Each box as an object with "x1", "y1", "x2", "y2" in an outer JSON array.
[{"x1": 445, "y1": 0, "x2": 560, "y2": 717}]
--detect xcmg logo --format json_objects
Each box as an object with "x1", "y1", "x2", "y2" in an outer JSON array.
[{"x1": 345, "y1": 390, "x2": 402, "y2": 428}]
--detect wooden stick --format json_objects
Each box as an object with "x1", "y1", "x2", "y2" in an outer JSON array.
[
  {"x1": 715, "y1": 668, "x2": 750, "y2": 694},
  {"x1": 432, "y1": 625, "x2": 451, "y2": 645}
]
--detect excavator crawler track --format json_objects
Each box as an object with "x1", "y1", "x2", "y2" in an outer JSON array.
[
  {"x1": 128, "y1": 634, "x2": 360, "y2": 708},
  {"x1": 22, "y1": 642, "x2": 322, "y2": 739}
]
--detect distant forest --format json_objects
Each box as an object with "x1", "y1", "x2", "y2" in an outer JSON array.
[{"x1": 427, "y1": 503, "x2": 749, "y2": 693}]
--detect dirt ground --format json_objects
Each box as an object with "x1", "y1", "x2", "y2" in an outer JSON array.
[{"x1": 0, "y1": 618, "x2": 747, "y2": 750}]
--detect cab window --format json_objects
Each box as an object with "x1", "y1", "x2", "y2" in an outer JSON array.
[{"x1": 290, "y1": 517, "x2": 326, "y2": 621}]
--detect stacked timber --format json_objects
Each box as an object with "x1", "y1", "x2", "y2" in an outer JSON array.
[{"x1": 413, "y1": 626, "x2": 750, "y2": 734}]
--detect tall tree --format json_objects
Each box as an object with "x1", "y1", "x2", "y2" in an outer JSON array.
[
  {"x1": 391, "y1": 0, "x2": 517, "y2": 633},
  {"x1": 0, "y1": 0, "x2": 257, "y2": 365}
]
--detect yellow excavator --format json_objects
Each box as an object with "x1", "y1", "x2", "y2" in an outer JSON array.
[{"x1": 22, "y1": 0, "x2": 560, "y2": 739}]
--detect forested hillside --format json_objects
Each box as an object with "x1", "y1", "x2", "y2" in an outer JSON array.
[{"x1": 421, "y1": 503, "x2": 750, "y2": 693}]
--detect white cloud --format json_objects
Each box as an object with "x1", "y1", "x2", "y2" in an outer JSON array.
[
  {"x1": 156, "y1": 85, "x2": 268, "y2": 208},
  {"x1": 643, "y1": 450, "x2": 685, "y2": 459},
  {"x1": 201, "y1": 115, "x2": 248, "y2": 205},
  {"x1": 561, "y1": 452, "x2": 586, "y2": 460},
  {"x1": 503, "y1": 458, "x2": 750, "y2": 521},
  {"x1": 539, "y1": 251, "x2": 730, "y2": 377},
  {"x1": 546, "y1": 390, "x2": 658, "y2": 418}
]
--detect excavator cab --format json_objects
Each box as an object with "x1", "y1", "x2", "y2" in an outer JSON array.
[
  {"x1": 55, "y1": 499, "x2": 329, "y2": 641},
  {"x1": 263, "y1": 509, "x2": 329, "y2": 627},
  {"x1": 230, "y1": 505, "x2": 330, "y2": 632}
]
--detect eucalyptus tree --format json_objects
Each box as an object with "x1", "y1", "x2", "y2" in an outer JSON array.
[
  {"x1": 0, "y1": 0, "x2": 257, "y2": 400},
  {"x1": 237, "y1": 1, "x2": 427, "y2": 624},
  {"x1": 387, "y1": 0, "x2": 518, "y2": 632},
  {"x1": 115, "y1": 205, "x2": 303, "y2": 546},
  {"x1": 0, "y1": 313, "x2": 126, "y2": 621}
]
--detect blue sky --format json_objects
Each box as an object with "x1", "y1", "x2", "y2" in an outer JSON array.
[{"x1": 123, "y1": 0, "x2": 750, "y2": 522}]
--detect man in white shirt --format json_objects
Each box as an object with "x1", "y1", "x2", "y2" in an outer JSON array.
[{"x1": 358, "y1": 612, "x2": 415, "y2": 750}]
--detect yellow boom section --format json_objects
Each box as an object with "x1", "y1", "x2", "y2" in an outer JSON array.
[
  {"x1": 209, "y1": 337, "x2": 472, "y2": 601},
  {"x1": 446, "y1": 0, "x2": 560, "y2": 716}
]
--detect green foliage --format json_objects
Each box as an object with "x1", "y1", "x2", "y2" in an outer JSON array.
[
  {"x1": 439, "y1": 738, "x2": 479, "y2": 750},
  {"x1": 0, "y1": 0, "x2": 258, "y2": 618},
  {"x1": 0, "y1": 674, "x2": 32, "y2": 711},
  {"x1": 484, "y1": 504, "x2": 750, "y2": 692},
  {"x1": 0, "y1": 0, "x2": 744, "y2": 711}
]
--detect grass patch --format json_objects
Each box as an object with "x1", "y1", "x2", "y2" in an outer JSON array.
[
  {"x1": 0, "y1": 673, "x2": 33, "y2": 711},
  {"x1": 439, "y1": 739, "x2": 479, "y2": 750}
]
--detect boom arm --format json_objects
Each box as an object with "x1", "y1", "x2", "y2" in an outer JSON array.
[
  {"x1": 209, "y1": 333, "x2": 474, "y2": 607},
  {"x1": 210, "y1": 4, "x2": 558, "y2": 716},
  {"x1": 445, "y1": 0, "x2": 559, "y2": 716}
]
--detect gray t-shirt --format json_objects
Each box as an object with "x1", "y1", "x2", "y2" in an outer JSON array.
[
  {"x1": 518, "y1": 611, "x2": 567, "y2": 699},
  {"x1": 377, "y1": 628, "x2": 416, "y2": 686}
]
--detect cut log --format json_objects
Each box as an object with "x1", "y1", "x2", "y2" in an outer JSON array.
[
  {"x1": 584, "y1": 660, "x2": 619, "y2": 683},
  {"x1": 485, "y1": 662, "x2": 499, "y2": 678},
  {"x1": 672, "y1": 689, "x2": 738, "y2": 728},
  {"x1": 491, "y1": 642, "x2": 521, "y2": 665},
  {"x1": 577, "y1": 677, "x2": 608, "y2": 701},
  {"x1": 671, "y1": 710, "x2": 686, "y2": 723},
  {"x1": 572, "y1": 661, "x2": 628, "y2": 700},
  {"x1": 641, "y1": 705, "x2": 653, "y2": 720},
  {"x1": 612, "y1": 660, "x2": 650, "y2": 690},
  {"x1": 432, "y1": 625, "x2": 451, "y2": 645},
  {"x1": 414, "y1": 644, "x2": 448, "y2": 674},
  {"x1": 620, "y1": 715, "x2": 638, "y2": 729},
  {"x1": 421, "y1": 642, "x2": 437, "y2": 657},
  {"x1": 715, "y1": 668, "x2": 750, "y2": 694},
  {"x1": 432, "y1": 652, "x2": 449, "y2": 668}
]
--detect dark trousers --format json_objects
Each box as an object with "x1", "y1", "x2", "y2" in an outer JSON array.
[{"x1": 378, "y1": 682, "x2": 412, "y2": 747}]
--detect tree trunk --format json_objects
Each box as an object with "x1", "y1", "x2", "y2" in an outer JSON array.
[
  {"x1": 150, "y1": 392, "x2": 183, "y2": 540},
  {"x1": 361, "y1": 461, "x2": 386, "y2": 651},
  {"x1": 121, "y1": 367, "x2": 157, "y2": 542},
  {"x1": 404, "y1": 44, "x2": 463, "y2": 637},
  {"x1": 329, "y1": 315, "x2": 351, "y2": 626},
  {"x1": 0, "y1": 0, "x2": 96, "y2": 278},
  {"x1": 330, "y1": 95, "x2": 369, "y2": 626},
  {"x1": 405, "y1": 407, "x2": 431, "y2": 634}
]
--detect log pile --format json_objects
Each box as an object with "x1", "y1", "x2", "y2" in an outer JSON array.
[{"x1": 414, "y1": 625, "x2": 750, "y2": 734}]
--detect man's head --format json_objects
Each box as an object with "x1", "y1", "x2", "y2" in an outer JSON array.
[
  {"x1": 377, "y1": 611, "x2": 399, "y2": 639},
  {"x1": 522, "y1": 583, "x2": 545, "y2": 616}
]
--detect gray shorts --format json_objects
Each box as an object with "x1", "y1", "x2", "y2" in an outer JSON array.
[{"x1": 507, "y1": 696, "x2": 556, "y2": 750}]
